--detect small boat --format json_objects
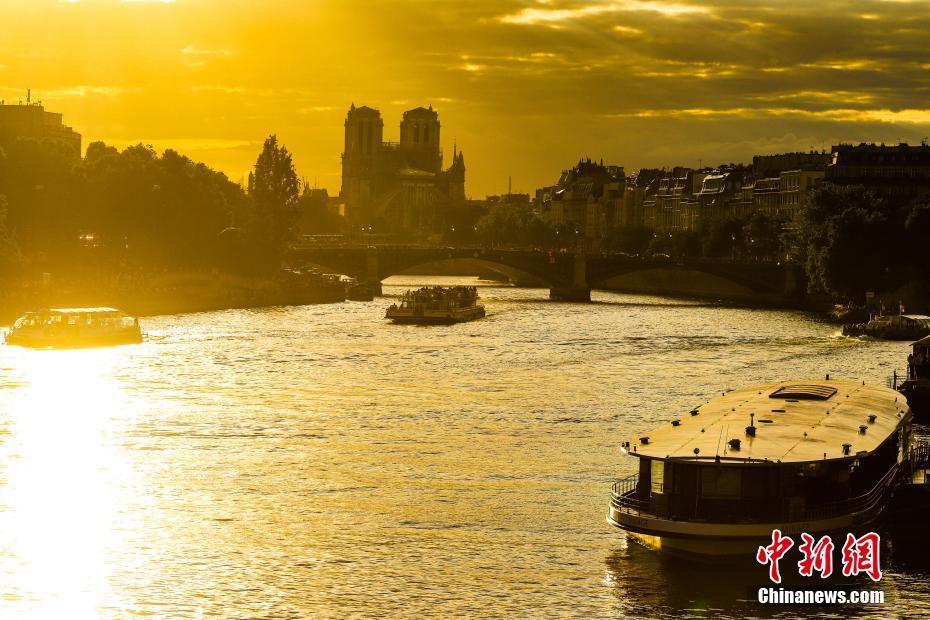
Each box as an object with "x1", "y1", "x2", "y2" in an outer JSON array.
[
  {"x1": 5, "y1": 307, "x2": 143, "y2": 349},
  {"x1": 342, "y1": 277, "x2": 375, "y2": 302},
  {"x1": 385, "y1": 286, "x2": 486, "y2": 324},
  {"x1": 347, "y1": 284, "x2": 375, "y2": 302},
  {"x1": 278, "y1": 268, "x2": 346, "y2": 304},
  {"x1": 843, "y1": 314, "x2": 930, "y2": 340},
  {"x1": 607, "y1": 378, "x2": 912, "y2": 558},
  {"x1": 898, "y1": 335, "x2": 930, "y2": 419}
]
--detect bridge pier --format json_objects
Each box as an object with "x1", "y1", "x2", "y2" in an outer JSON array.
[
  {"x1": 549, "y1": 250, "x2": 591, "y2": 302},
  {"x1": 363, "y1": 247, "x2": 383, "y2": 296},
  {"x1": 549, "y1": 286, "x2": 591, "y2": 302}
]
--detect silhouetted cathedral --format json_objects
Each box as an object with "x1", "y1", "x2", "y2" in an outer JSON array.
[{"x1": 340, "y1": 103, "x2": 465, "y2": 238}]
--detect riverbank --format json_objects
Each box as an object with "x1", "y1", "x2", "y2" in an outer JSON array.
[{"x1": 0, "y1": 270, "x2": 346, "y2": 326}]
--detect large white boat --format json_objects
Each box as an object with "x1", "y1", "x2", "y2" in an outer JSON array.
[
  {"x1": 5, "y1": 307, "x2": 143, "y2": 349},
  {"x1": 607, "y1": 379, "x2": 912, "y2": 558}
]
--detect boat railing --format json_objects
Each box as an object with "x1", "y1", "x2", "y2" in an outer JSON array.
[
  {"x1": 610, "y1": 463, "x2": 901, "y2": 523},
  {"x1": 610, "y1": 473, "x2": 651, "y2": 514},
  {"x1": 802, "y1": 464, "x2": 900, "y2": 521},
  {"x1": 888, "y1": 369, "x2": 909, "y2": 389},
  {"x1": 906, "y1": 439, "x2": 930, "y2": 474}
]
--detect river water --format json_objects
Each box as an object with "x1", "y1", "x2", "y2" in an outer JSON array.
[{"x1": 0, "y1": 277, "x2": 927, "y2": 619}]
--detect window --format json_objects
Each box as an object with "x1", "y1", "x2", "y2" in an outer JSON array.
[
  {"x1": 651, "y1": 460, "x2": 665, "y2": 494},
  {"x1": 770, "y1": 384, "x2": 837, "y2": 400},
  {"x1": 701, "y1": 467, "x2": 742, "y2": 498}
]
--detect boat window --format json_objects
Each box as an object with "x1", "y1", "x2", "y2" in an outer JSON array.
[
  {"x1": 650, "y1": 460, "x2": 664, "y2": 494},
  {"x1": 769, "y1": 385, "x2": 837, "y2": 400},
  {"x1": 700, "y1": 467, "x2": 742, "y2": 498}
]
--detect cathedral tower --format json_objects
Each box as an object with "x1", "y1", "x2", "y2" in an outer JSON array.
[
  {"x1": 340, "y1": 104, "x2": 384, "y2": 225},
  {"x1": 399, "y1": 105, "x2": 441, "y2": 173}
]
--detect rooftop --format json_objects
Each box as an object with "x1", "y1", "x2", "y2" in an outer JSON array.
[{"x1": 624, "y1": 379, "x2": 909, "y2": 464}]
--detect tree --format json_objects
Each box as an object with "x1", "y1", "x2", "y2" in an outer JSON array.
[
  {"x1": 742, "y1": 212, "x2": 784, "y2": 261},
  {"x1": 295, "y1": 185, "x2": 343, "y2": 235},
  {"x1": 802, "y1": 184, "x2": 905, "y2": 299},
  {"x1": 904, "y1": 201, "x2": 930, "y2": 302},
  {"x1": 702, "y1": 216, "x2": 746, "y2": 259},
  {"x1": 0, "y1": 196, "x2": 22, "y2": 279},
  {"x1": 601, "y1": 225, "x2": 653, "y2": 254},
  {"x1": 246, "y1": 135, "x2": 299, "y2": 269},
  {"x1": 474, "y1": 202, "x2": 556, "y2": 248}
]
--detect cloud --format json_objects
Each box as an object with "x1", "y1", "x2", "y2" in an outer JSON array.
[
  {"x1": 100, "y1": 138, "x2": 258, "y2": 153},
  {"x1": 180, "y1": 45, "x2": 231, "y2": 57},
  {"x1": 191, "y1": 85, "x2": 246, "y2": 94},
  {"x1": 12, "y1": 0, "x2": 930, "y2": 194},
  {"x1": 500, "y1": 0, "x2": 709, "y2": 25},
  {"x1": 39, "y1": 85, "x2": 139, "y2": 98},
  {"x1": 607, "y1": 107, "x2": 930, "y2": 126},
  {"x1": 59, "y1": 0, "x2": 176, "y2": 3}
]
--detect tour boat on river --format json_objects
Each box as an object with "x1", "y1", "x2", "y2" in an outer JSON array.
[
  {"x1": 5, "y1": 307, "x2": 143, "y2": 349},
  {"x1": 385, "y1": 286, "x2": 486, "y2": 324},
  {"x1": 607, "y1": 378, "x2": 912, "y2": 558}
]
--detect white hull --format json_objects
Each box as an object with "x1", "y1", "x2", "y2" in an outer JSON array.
[{"x1": 607, "y1": 500, "x2": 886, "y2": 558}]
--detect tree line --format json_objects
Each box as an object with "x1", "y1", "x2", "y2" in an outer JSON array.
[
  {"x1": 799, "y1": 184, "x2": 930, "y2": 305},
  {"x1": 456, "y1": 187, "x2": 930, "y2": 307},
  {"x1": 2, "y1": 132, "x2": 927, "y2": 306},
  {"x1": 0, "y1": 134, "x2": 327, "y2": 283}
]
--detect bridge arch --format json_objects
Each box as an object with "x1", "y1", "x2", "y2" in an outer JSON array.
[
  {"x1": 291, "y1": 246, "x2": 798, "y2": 304},
  {"x1": 291, "y1": 246, "x2": 582, "y2": 297},
  {"x1": 378, "y1": 257, "x2": 550, "y2": 287},
  {"x1": 587, "y1": 259, "x2": 797, "y2": 302}
]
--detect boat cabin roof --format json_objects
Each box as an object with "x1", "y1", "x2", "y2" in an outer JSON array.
[
  {"x1": 625, "y1": 379, "x2": 909, "y2": 465},
  {"x1": 46, "y1": 307, "x2": 123, "y2": 315}
]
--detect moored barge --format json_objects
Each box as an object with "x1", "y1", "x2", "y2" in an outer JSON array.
[
  {"x1": 385, "y1": 286, "x2": 485, "y2": 324},
  {"x1": 607, "y1": 379, "x2": 912, "y2": 558},
  {"x1": 843, "y1": 314, "x2": 930, "y2": 340}
]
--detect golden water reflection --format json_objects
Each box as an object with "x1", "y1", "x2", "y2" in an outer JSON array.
[
  {"x1": 0, "y1": 348, "x2": 135, "y2": 619},
  {"x1": 0, "y1": 281, "x2": 925, "y2": 617}
]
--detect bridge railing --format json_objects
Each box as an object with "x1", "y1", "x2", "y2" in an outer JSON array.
[{"x1": 293, "y1": 243, "x2": 800, "y2": 265}]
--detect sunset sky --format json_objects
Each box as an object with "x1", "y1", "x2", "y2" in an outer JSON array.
[{"x1": 2, "y1": 0, "x2": 930, "y2": 196}]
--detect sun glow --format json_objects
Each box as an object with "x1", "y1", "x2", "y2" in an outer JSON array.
[{"x1": 0, "y1": 348, "x2": 136, "y2": 619}]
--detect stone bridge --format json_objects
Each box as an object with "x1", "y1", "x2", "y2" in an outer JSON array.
[{"x1": 291, "y1": 245, "x2": 805, "y2": 304}]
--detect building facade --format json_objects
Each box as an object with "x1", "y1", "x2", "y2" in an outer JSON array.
[
  {"x1": 536, "y1": 159, "x2": 625, "y2": 246},
  {"x1": 752, "y1": 151, "x2": 831, "y2": 179},
  {"x1": 826, "y1": 143, "x2": 930, "y2": 201},
  {"x1": 0, "y1": 95, "x2": 82, "y2": 156},
  {"x1": 777, "y1": 169, "x2": 824, "y2": 221},
  {"x1": 340, "y1": 103, "x2": 465, "y2": 238},
  {"x1": 750, "y1": 151, "x2": 828, "y2": 222}
]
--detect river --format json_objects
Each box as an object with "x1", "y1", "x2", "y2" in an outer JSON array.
[{"x1": 0, "y1": 277, "x2": 926, "y2": 618}]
